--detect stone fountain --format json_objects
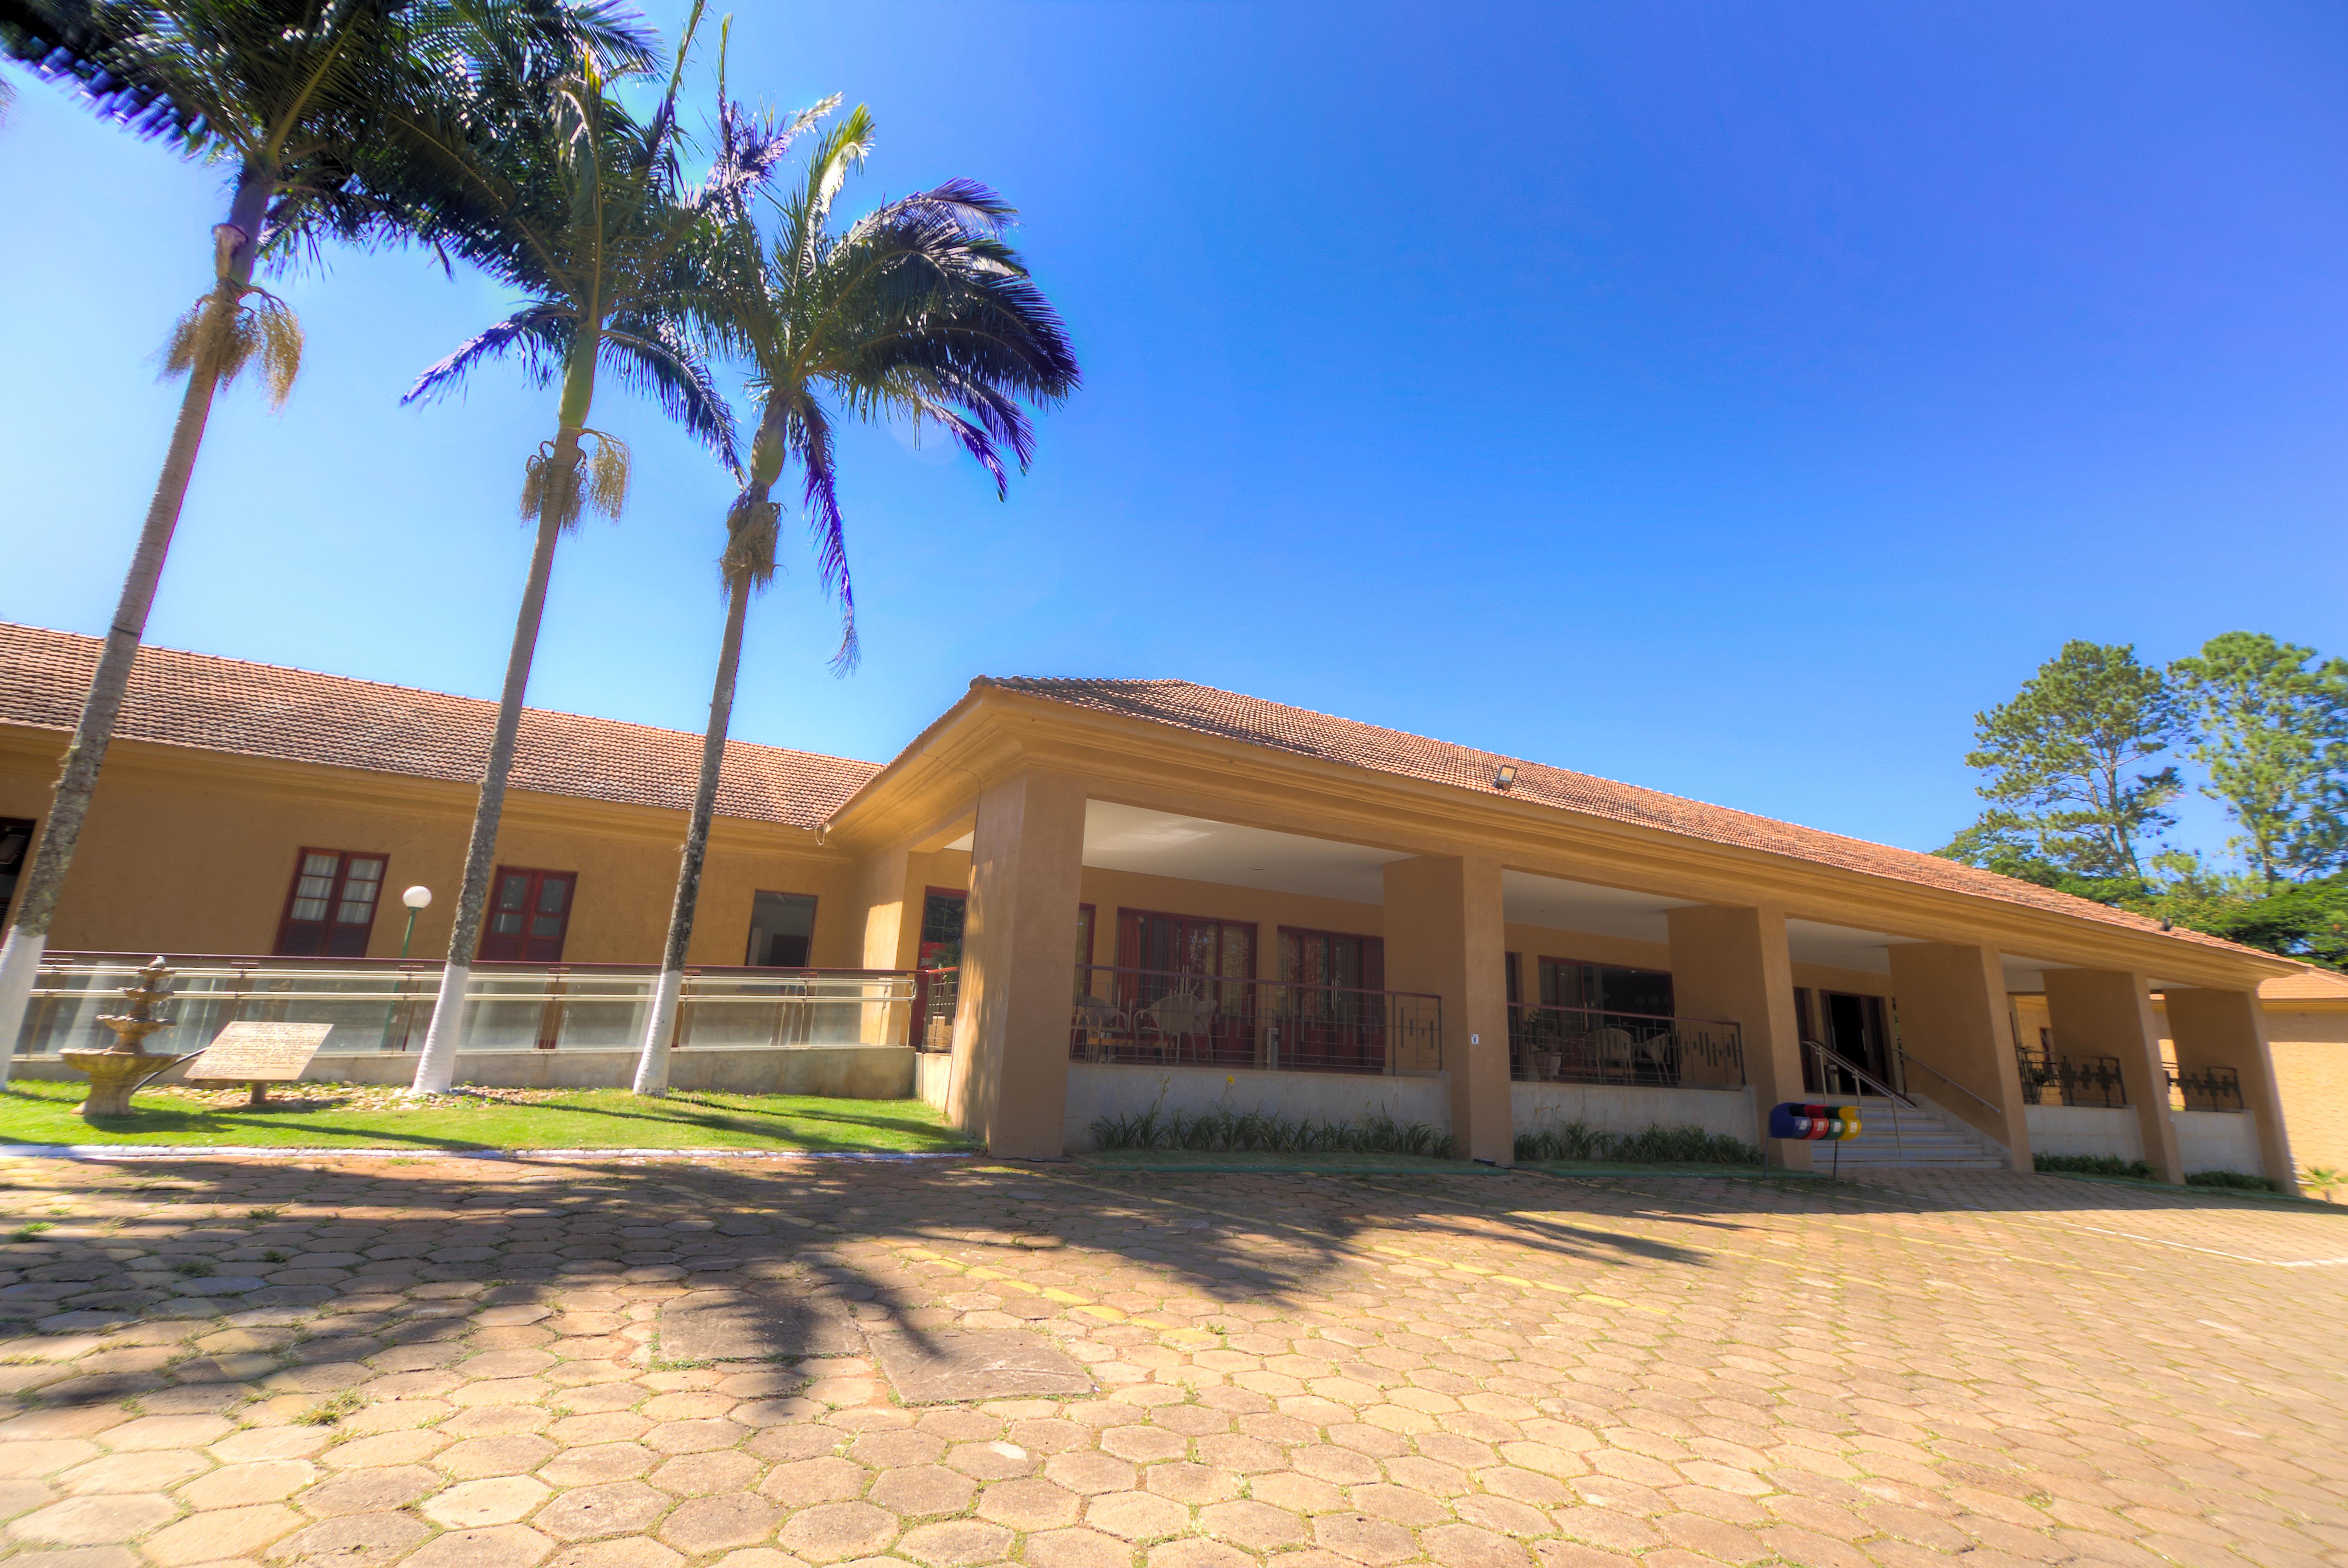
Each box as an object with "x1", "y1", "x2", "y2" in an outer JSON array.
[{"x1": 62, "y1": 956, "x2": 188, "y2": 1119}]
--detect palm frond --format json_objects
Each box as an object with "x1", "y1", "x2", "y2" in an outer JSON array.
[
  {"x1": 786, "y1": 396, "x2": 857, "y2": 671},
  {"x1": 0, "y1": 0, "x2": 194, "y2": 144},
  {"x1": 403, "y1": 307, "x2": 571, "y2": 403},
  {"x1": 601, "y1": 320, "x2": 739, "y2": 472}
]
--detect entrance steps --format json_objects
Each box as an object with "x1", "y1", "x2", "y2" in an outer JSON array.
[{"x1": 1824, "y1": 1095, "x2": 2007, "y2": 1169}]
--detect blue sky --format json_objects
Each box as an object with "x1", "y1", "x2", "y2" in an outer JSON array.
[{"x1": 5, "y1": 0, "x2": 2345, "y2": 862}]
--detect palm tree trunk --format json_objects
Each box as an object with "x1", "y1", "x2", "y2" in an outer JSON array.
[
  {"x1": 0, "y1": 177, "x2": 268, "y2": 1081},
  {"x1": 633, "y1": 553, "x2": 754, "y2": 1097},
  {"x1": 406, "y1": 431, "x2": 576, "y2": 1095}
]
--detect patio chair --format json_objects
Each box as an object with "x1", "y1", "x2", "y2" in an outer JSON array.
[
  {"x1": 1632, "y1": 1030, "x2": 1676, "y2": 1086},
  {"x1": 1072, "y1": 994, "x2": 1127, "y2": 1060},
  {"x1": 1143, "y1": 984, "x2": 1218, "y2": 1063},
  {"x1": 1591, "y1": 1026, "x2": 1638, "y2": 1081}
]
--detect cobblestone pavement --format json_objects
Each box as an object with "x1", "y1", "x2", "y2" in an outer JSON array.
[{"x1": 0, "y1": 1154, "x2": 2344, "y2": 1568}]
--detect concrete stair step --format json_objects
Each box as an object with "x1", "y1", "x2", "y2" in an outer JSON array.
[{"x1": 1810, "y1": 1095, "x2": 2007, "y2": 1168}]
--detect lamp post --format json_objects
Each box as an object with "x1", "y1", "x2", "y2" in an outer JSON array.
[
  {"x1": 399, "y1": 886, "x2": 432, "y2": 959},
  {"x1": 386, "y1": 887, "x2": 433, "y2": 1050}
]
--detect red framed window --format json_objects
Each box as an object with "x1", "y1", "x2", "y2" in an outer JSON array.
[
  {"x1": 480, "y1": 866, "x2": 577, "y2": 963},
  {"x1": 1277, "y1": 926, "x2": 1384, "y2": 992},
  {"x1": 274, "y1": 849, "x2": 388, "y2": 957},
  {"x1": 918, "y1": 887, "x2": 966, "y2": 969},
  {"x1": 0, "y1": 817, "x2": 34, "y2": 928}
]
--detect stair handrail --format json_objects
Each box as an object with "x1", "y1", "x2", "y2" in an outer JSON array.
[
  {"x1": 1800, "y1": 1037, "x2": 1904, "y2": 1164},
  {"x1": 1892, "y1": 1043, "x2": 2006, "y2": 1123}
]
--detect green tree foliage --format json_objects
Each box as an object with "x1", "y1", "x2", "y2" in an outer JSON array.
[
  {"x1": 1943, "y1": 641, "x2": 2182, "y2": 883},
  {"x1": 1942, "y1": 632, "x2": 2348, "y2": 970},
  {"x1": 2148, "y1": 873, "x2": 2348, "y2": 969},
  {"x1": 2170, "y1": 632, "x2": 2348, "y2": 887}
]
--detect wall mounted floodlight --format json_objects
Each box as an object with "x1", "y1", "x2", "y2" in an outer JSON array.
[{"x1": 1494, "y1": 765, "x2": 1518, "y2": 791}]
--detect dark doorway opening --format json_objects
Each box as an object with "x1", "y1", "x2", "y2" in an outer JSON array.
[
  {"x1": 1822, "y1": 990, "x2": 1891, "y2": 1088},
  {"x1": 745, "y1": 891, "x2": 817, "y2": 968}
]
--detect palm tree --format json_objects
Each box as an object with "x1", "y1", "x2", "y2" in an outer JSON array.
[
  {"x1": 629, "y1": 108, "x2": 1080, "y2": 1095},
  {"x1": 392, "y1": 8, "x2": 790, "y2": 1095},
  {"x1": 0, "y1": 0, "x2": 651, "y2": 1078}
]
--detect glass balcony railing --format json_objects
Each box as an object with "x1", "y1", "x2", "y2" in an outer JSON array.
[{"x1": 12, "y1": 953, "x2": 916, "y2": 1057}]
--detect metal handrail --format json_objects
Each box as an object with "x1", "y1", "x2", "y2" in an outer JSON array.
[
  {"x1": 1509, "y1": 1002, "x2": 1745, "y2": 1088},
  {"x1": 1893, "y1": 1044, "x2": 2006, "y2": 1120},
  {"x1": 1801, "y1": 1038, "x2": 1904, "y2": 1163}
]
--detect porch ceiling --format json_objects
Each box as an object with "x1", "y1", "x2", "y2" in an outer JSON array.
[
  {"x1": 1079, "y1": 802, "x2": 1407, "y2": 901},
  {"x1": 1501, "y1": 871, "x2": 1689, "y2": 941},
  {"x1": 1786, "y1": 916, "x2": 2072, "y2": 988},
  {"x1": 1014, "y1": 805, "x2": 2093, "y2": 991}
]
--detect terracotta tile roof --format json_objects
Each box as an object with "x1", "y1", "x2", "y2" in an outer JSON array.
[
  {"x1": 983, "y1": 676, "x2": 2257, "y2": 956},
  {"x1": 0, "y1": 623, "x2": 876, "y2": 828},
  {"x1": 2260, "y1": 967, "x2": 2348, "y2": 1003}
]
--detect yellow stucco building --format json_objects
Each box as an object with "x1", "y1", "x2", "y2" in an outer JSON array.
[{"x1": 1, "y1": 622, "x2": 2323, "y2": 1189}]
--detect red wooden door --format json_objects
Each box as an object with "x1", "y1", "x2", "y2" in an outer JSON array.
[
  {"x1": 479, "y1": 867, "x2": 576, "y2": 962},
  {"x1": 1115, "y1": 909, "x2": 1257, "y2": 1063},
  {"x1": 1278, "y1": 928, "x2": 1386, "y2": 1070}
]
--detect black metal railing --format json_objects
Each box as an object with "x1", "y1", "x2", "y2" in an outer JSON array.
[
  {"x1": 2172, "y1": 1064, "x2": 2245, "y2": 1113},
  {"x1": 2015, "y1": 1048, "x2": 2128, "y2": 1109},
  {"x1": 1507, "y1": 1003, "x2": 1744, "y2": 1088},
  {"x1": 1069, "y1": 964, "x2": 1441, "y2": 1075},
  {"x1": 916, "y1": 968, "x2": 958, "y2": 1053}
]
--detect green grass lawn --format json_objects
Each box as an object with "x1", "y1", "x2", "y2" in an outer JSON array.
[{"x1": 0, "y1": 1080, "x2": 977, "y2": 1153}]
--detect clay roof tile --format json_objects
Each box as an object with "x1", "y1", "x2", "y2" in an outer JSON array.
[
  {"x1": 982, "y1": 675, "x2": 2255, "y2": 955},
  {"x1": 0, "y1": 623, "x2": 875, "y2": 828}
]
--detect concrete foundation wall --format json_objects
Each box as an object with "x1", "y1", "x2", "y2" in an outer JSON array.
[
  {"x1": 916, "y1": 1052, "x2": 954, "y2": 1113},
  {"x1": 2175, "y1": 1110, "x2": 2264, "y2": 1177},
  {"x1": 1062, "y1": 1063, "x2": 1450, "y2": 1152},
  {"x1": 2024, "y1": 1104, "x2": 2145, "y2": 1162},
  {"x1": 1512, "y1": 1083, "x2": 1757, "y2": 1142},
  {"x1": 15, "y1": 1046, "x2": 917, "y2": 1098}
]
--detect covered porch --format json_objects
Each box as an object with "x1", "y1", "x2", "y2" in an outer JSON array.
[{"x1": 879, "y1": 787, "x2": 2292, "y2": 1179}]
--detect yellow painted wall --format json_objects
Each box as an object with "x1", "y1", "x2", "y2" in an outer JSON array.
[
  {"x1": 2252, "y1": 1007, "x2": 2348, "y2": 1174},
  {"x1": 0, "y1": 730, "x2": 858, "y2": 968}
]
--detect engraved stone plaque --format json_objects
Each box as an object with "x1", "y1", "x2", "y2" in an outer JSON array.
[{"x1": 183, "y1": 1021, "x2": 332, "y2": 1083}]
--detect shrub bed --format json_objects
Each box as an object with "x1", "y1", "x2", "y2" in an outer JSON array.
[{"x1": 1515, "y1": 1121, "x2": 1761, "y2": 1165}]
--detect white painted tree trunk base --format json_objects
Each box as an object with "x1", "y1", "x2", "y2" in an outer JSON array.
[
  {"x1": 633, "y1": 967, "x2": 684, "y2": 1096},
  {"x1": 408, "y1": 963, "x2": 470, "y2": 1096},
  {"x1": 0, "y1": 931, "x2": 47, "y2": 1086}
]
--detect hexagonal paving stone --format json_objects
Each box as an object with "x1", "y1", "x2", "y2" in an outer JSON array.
[
  {"x1": 774, "y1": 1499, "x2": 895, "y2": 1562},
  {"x1": 660, "y1": 1492, "x2": 787, "y2": 1555},
  {"x1": 179, "y1": 1458, "x2": 315, "y2": 1509},
  {"x1": 898, "y1": 1517, "x2": 1018, "y2": 1568},
  {"x1": 423, "y1": 1474, "x2": 552, "y2": 1528},
  {"x1": 537, "y1": 1479, "x2": 670, "y2": 1541},
  {"x1": 304, "y1": 1462, "x2": 448, "y2": 1515},
  {"x1": 404, "y1": 1522, "x2": 558, "y2": 1568},
  {"x1": 647, "y1": 1449, "x2": 761, "y2": 1496},
  {"x1": 1087, "y1": 1488, "x2": 1191, "y2": 1541},
  {"x1": 7, "y1": 1491, "x2": 178, "y2": 1546},
  {"x1": 141, "y1": 1502, "x2": 303, "y2": 1566}
]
